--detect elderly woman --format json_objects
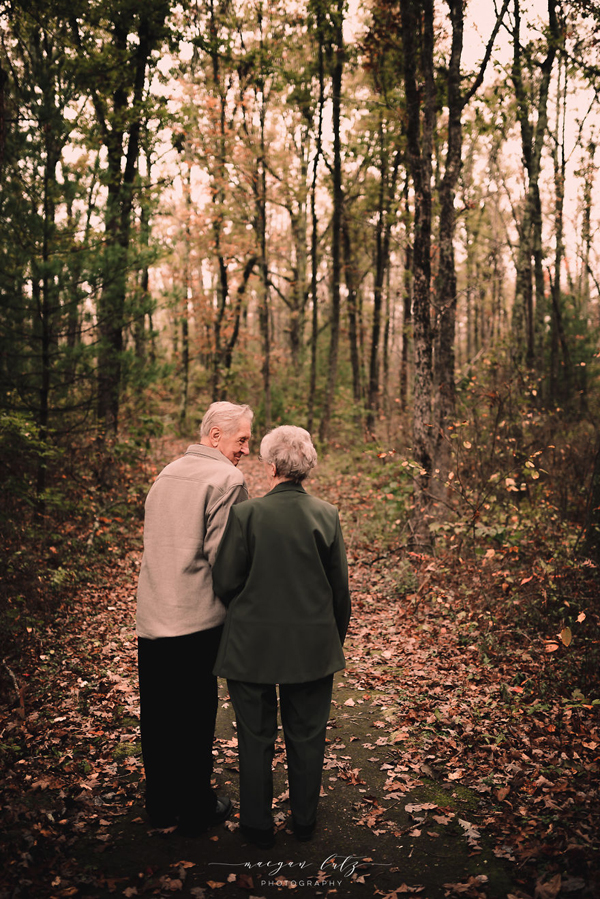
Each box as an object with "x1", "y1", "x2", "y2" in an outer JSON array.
[{"x1": 212, "y1": 425, "x2": 351, "y2": 850}]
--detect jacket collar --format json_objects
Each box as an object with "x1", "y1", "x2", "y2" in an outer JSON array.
[
  {"x1": 185, "y1": 443, "x2": 235, "y2": 466},
  {"x1": 268, "y1": 480, "x2": 307, "y2": 496}
]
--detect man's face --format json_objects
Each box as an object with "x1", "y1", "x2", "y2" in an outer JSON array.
[{"x1": 214, "y1": 419, "x2": 252, "y2": 466}]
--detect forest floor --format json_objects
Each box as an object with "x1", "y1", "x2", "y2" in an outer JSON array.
[{"x1": 1, "y1": 443, "x2": 599, "y2": 899}]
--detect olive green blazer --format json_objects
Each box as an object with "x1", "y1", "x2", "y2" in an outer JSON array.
[{"x1": 212, "y1": 481, "x2": 351, "y2": 684}]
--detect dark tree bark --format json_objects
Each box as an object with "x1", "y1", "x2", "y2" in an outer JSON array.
[
  {"x1": 510, "y1": 0, "x2": 559, "y2": 368},
  {"x1": 256, "y1": 6, "x2": 271, "y2": 427},
  {"x1": 307, "y1": 0, "x2": 325, "y2": 434},
  {"x1": 579, "y1": 140, "x2": 596, "y2": 319},
  {"x1": 319, "y1": 0, "x2": 344, "y2": 443},
  {"x1": 399, "y1": 0, "x2": 435, "y2": 546},
  {"x1": 548, "y1": 55, "x2": 574, "y2": 404},
  {"x1": 280, "y1": 128, "x2": 310, "y2": 374},
  {"x1": 399, "y1": 185, "x2": 412, "y2": 412},
  {"x1": 432, "y1": 0, "x2": 463, "y2": 491},
  {"x1": 366, "y1": 129, "x2": 402, "y2": 433},
  {"x1": 342, "y1": 200, "x2": 365, "y2": 421}
]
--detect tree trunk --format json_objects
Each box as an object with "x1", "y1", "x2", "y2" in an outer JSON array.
[
  {"x1": 432, "y1": 0, "x2": 463, "y2": 492},
  {"x1": 399, "y1": 0, "x2": 435, "y2": 547},
  {"x1": 367, "y1": 124, "x2": 401, "y2": 433},
  {"x1": 319, "y1": 0, "x2": 344, "y2": 443},
  {"x1": 287, "y1": 133, "x2": 309, "y2": 372},
  {"x1": 510, "y1": 0, "x2": 558, "y2": 368},
  {"x1": 257, "y1": 6, "x2": 271, "y2": 428},
  {"x1": 342, "y1": 201, "x2": 364, "y2": 421},
  {"x1": 307, "y1": 4, "x2": 325, "y2": 434},
  {"x1": 399, "y1": 186, "x2": 412, "y2": 412},
  {"x1": 579, "y1": 141, "x2": 596, "y2": 320},
  {"x1": 36, "y1": 34, "x2": 62, "y2": 511}
]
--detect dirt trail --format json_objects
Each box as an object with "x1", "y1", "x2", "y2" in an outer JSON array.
[{"x1": 71, "y1": 670, "x2": 515, "y2": 899}]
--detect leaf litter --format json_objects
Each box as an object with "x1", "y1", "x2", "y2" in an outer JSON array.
[{"x1": 1, "y1": 451, "x2": 599, "y2": 898}]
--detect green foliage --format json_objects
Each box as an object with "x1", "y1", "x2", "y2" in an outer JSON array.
[
  {"x1": 0, "y1": 422, "x2": 152, "y2": 665},
  {"x1": 0, "y1": 413, "x2": 58, "y2": 509}
]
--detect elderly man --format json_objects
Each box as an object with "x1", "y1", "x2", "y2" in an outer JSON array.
[{"x1": 136, "y1": 401, "x2": 253, "y2": 835}]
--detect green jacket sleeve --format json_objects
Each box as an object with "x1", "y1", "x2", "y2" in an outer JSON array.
[
  {"x1": 328, "y1": 515, "x2": 351, "y2": 643},
  {"x1": 212, "y1": 507, "x2": 249, "y2": 606}
]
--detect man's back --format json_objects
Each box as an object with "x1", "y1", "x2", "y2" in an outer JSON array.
[{"x1": 136, "y1": 443, "x2": 247, "y2": 638}]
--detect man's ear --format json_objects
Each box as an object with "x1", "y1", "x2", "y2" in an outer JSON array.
[{"x1": 209, "y1": 426, "x2": 222, "y2": 447}]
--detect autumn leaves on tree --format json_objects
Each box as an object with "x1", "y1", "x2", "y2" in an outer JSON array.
[{"x1": 1, "y1": 0, "x2": 599, "y2": 543}]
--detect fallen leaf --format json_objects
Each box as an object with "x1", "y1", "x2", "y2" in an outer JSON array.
[
  {"x1": 534, "y1": 874, "x2": 561, "y2": 899},
  {"x1": 559, "y1": 627, "x2": 572, "y2": 647}
]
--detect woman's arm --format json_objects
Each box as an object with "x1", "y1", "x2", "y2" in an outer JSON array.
[
  {"x1": 328, "y1": 516, "x2": 352, "y2": 642},
  {"x1": 212, "y1": 507, "x2": 250, "y2": 605}
]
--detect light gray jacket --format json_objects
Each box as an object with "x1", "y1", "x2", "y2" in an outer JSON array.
[{"x1": 136, "y1": 444, "x2": 248, "y2": 639}]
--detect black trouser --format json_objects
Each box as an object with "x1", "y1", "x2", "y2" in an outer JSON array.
[
  {"x1": 138, "y1": 626, "x2": 223, "y2": 828},
  {"x1": 227, "y1": 675, "x2": 334, "y2": 831}
]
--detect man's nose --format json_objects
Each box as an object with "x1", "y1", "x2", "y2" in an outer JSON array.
[{"x1": 241, "y1": 443, "x2": 250, "y2": 455}]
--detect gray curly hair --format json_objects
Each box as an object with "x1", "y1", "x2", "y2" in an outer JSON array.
[{"x1": 260, "y1": 425, "x2": 317, "y2": 483}]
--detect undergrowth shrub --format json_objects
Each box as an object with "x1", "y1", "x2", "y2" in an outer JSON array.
[{"x1": 0, "y1": 420, "x2": 158, "y2": 677}]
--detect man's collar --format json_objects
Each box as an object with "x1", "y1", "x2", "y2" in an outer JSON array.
[{"x1": 185, "y1": 443, "x2": 235, "y2": 466}]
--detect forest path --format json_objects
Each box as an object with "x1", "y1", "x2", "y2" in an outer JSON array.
[
  {"x1": 3, "y1": 446, "x2": 578, "y2": 899},
  {"x1": 64, "y1": 453, "x2": 513, "y2": 899}
]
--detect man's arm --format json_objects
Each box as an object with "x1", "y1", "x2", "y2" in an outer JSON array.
[{"x1": 204, "y1": 482, "x2": 248, "y2": 569}]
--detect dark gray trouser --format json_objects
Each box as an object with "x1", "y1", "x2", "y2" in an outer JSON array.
[{"x1": 227, "y1": 675, "x2": 334, "y2": 831}]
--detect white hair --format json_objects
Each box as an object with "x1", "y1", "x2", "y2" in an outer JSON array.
[
  {"x1": 200, "y1": 402, "x2": 253, "y2": 437},
  {"x1": 260, "y1": 425, "x2": 317, "y2": 482}
]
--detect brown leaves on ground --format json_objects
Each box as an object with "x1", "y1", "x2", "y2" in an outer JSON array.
[
  {"x1": 337, "y1": 529, "x2": 600, "y2": 895},
  {"x1": 1, "y1": 452, "x2": 599, "y2": 898}
]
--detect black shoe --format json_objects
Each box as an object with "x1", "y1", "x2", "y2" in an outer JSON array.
[
  {"x1": 293, "y1": 821, "x2": 316, "y2": 842},
  {"x1": 178, "y1": 796, "x2": 233, "y2": 837},
  {"x1": 210, "y1": 796, "x2": 233, "y2": 827},
  {"x1": 240, "y1": 824, "x2": 275, "y2": 850}
]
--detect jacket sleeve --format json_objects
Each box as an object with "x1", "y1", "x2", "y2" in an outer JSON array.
[
  {"x1": 212, "y1": 506, "x2": 250, "y2": 606},
  {"x1": 328, "y1": 515, "x2": 352, "y2": 643},
  {"x1": 204, "y1": 482, "x2": 248, "y2": 570}
]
